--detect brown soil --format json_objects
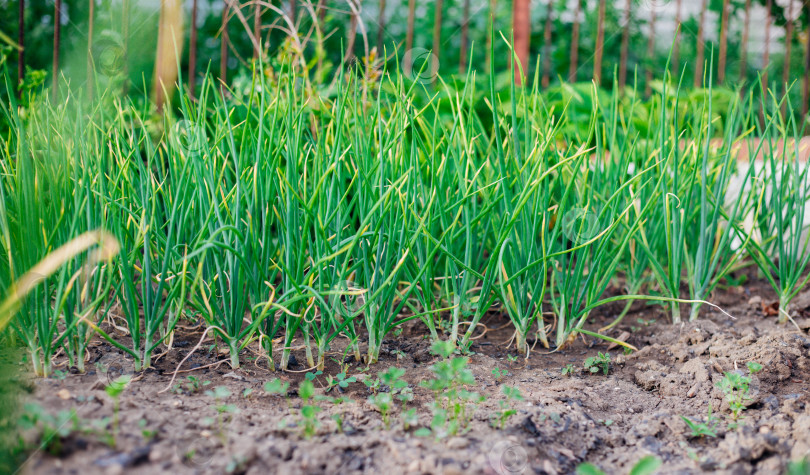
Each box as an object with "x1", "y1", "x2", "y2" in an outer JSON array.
[{"x1": 15, "y1": 280, "x2": 810, "y2": 475}]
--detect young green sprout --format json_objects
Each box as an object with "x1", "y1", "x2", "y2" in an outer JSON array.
[
  {"x1": 297, "y1": 380, "x2": 321, "y2": 438},
  {"x1": 584, "y1": 353, "x2": 611, "y2": 375},
  {"x1": 717, "y1": 361, "x2": 763, "y2": 422},
  {"x1": 104, "y1": 374, "x2": 132, "y2": 448}
]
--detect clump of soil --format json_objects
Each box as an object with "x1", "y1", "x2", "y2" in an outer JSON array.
[{"x1": 16, "y1": 282, "x2": 810, "y2": 474}]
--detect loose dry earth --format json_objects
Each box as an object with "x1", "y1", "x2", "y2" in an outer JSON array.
[{"x1": 15, "y1": 279, "x2": 810, "y2": 475}]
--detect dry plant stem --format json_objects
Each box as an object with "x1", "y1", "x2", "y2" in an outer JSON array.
[{"x1": 159, "y1": 326, "x2": 223, "y2": 394}]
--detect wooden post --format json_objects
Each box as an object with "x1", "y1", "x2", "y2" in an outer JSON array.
[
  {"x1": 345, "y1": 0, "x2": 360, "y2": 64},
  {"x1": 406, "y1": 0, "x2": 416, "y2": 53},
  {"x1": 513, "y1": 0, "x2": 530, "y2": 84},
  {"x1": 593, "y1": 0, "x2": 605, "y2": 85},
  {"x1": 783, "y1": 0, "x2": 794, "y2": 93},
  {"x1": 740, "y1": 0, "x2": 751, "y2": 83},
  {"x1": 718, "y1": 0, "x2": 730, "y2": 83},
  {"x1": 189, "y1": 0, "x2": 198, "y2": 96},
  {"x1": 432, "y1": 0, "x2": 443, "y2": 84},
  {"x1": 645, "y1": 7, "x2": 655, "y2": 97},
  {"x1": 542, "y1": 0, "x2": 553, "y2": 89},
  {"x1": 568, "y1": 0, "x2": 581, "y2": 83},
  {"x1": 254, "y1": 2, "x2": 262, "y2": 61},
  {"x1": 52, "y1": 0, "x2": 61, "y2": 101},
  {"x1": 153, "y1": 0, "x2": 184, "y2": 111},
  {"x1": 694, "y1": 0, "x2": 707, "y2": 88},
  {"x1": 459, "y1": 0, "x2": 470, "y2": 74},
  {"x1": 618, "y1": 0, "x2": 631, "y2": 90}
]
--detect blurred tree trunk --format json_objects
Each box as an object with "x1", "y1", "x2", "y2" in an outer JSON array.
[
  {"x1": 673, "y1": 0, "x2": 681, "y2": 76},
  {"x1": 52, "y1": 0, "x2": 61, "y2": 101},
  {"x1": 345, "y1": 0, "x2": 360, "y2": 63},
  {"x1": 782, "y1": 0, "x2": 794, "y2": 94},
  {"x1": 432, "y1": 0, "x2": 444, "y2": 84},
  {"x1": 406, "y1": 0, "x2": 416, "y2": 53},
  {"x1": 17, "y1": 0, "x2": 23, "y2": 99},
  {"x1": 153, "y1": 0, "x2": 184, "y2": 111},
  {"x1": 645, "y1": 8, "x2": 655, "y2": 97},
  {"x1": 804, "y1": 1, "x2": 810, "y2": 118},
  {"x1": 254, "y1": 2, "x2": 262, "y2": 60},
  {"x1": 189, "y1": 0, "x2": 198, "y2": 96},
  {"x1": 740, "y1": 0, "x2": 751, "y2": 83},
  {"x1": 486, "y1": 0, "x2": 496, "y2": 71},
  {"x1": 220, "y1": 1, "x2": 229, "y2": 83},
  {"x1": 762, "y1": 0, "x2": 771, "y2": 93},
  {"x1": 568, "y1": 0, "x2": 581, "y2": 83},
  {"x1": 512, "y1": 0, "x2": 530, "y2": 84},
  {"x1": 459, "y1": 0, "x2": 470, "y2": 74},
  {"x1": 87, "y1": 0, "x2": 95, "y2": 98},
  {"x1": 718, "y1": 0, "x2": 729, "y2": 83},
  {"x1": 593, "y1": 0, "x2": 605, "y2": 85},
  {"x1": 542, "y1": 0, "x2": 552, "y2": 89},
  {"x1": 377, "y1": 0, "x2": 386, "y2": 54},
  {"x1": 618, "y1": 0, "x2": 630, "y2": 90},
  {"x1": 694, "y1": 0, "x2": 707, "y2": 88}
]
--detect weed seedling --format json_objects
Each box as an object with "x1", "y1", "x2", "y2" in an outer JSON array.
[
  {"x1": 577, "y1": 455, "x2": 661, "y2": 475},
  {"x1": 681, "y1": 405, "x2": 719, "y2": 438},
  {"x1": 104, "y1": 374, "x2": 131, "y2": 448},
  {"x1": 717, "y1": 361, "x2": 762, "y2": 422},
  {"x1": 138, "y1": 419, "x2": 157, "y2": 442},
  {"x1": 328, "y1": 395, "x2": 354, "y2": 433},
  {"x1": 173, "y1": 375, "x2": 210, "y2": 394},
  {"x1": 561, "y1": 364, "x2": 576, "y2": 377},
  {"x1": 363, "y1": 376, "x2": 381, "y2": 394},
  {"x1": 403, "y1": 408, "x2": 419, "y2": 430},
  {"x1": 18, "y1": 403, "x2": 80, "y2": 455},
  {"x1": 379, "y1": 367, "x2": 411, "y2": 402},
  {"x1": 584, "y1": 353, "x2": 611, "y2": 375},
  {"x1": 204, "y1": 387, "x2": 237, "y2": 443},
  {"x1": 492, "y1": 386, "x2": 523, "y2": 429},
  {"x1": 297, "y1": 380, "x2": 321, "y2": 438},
  {"x1": 326, "y1": 372, "x2": 356, "y2": 393},
  {"x1": 492, "y1": 368, "x2": 509, "y2": 381},
  {"x1": 264, "y1": 378, "x2": 290, "y2": 397},
  {"x1": 368, "y1": 392, "x2": 394, "y2": 428},
  {"x1": 420, "y1": 341, "x2": 483, "y2": 437}
]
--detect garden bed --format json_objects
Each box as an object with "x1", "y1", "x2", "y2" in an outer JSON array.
[{"x1": 19, "y1": 279, "x2": 810, "y2": 475}]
